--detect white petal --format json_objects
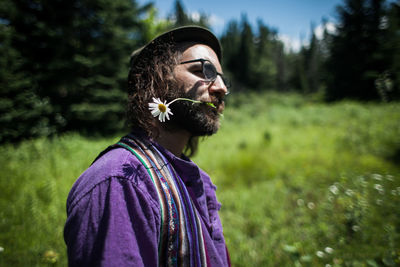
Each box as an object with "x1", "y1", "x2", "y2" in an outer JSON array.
[
  {"x1": 151, "y1": 109, "x2": 160, "y2": 117},
  {"x1": 149, "y1": 103, "x2": 158, "y2": 108}
]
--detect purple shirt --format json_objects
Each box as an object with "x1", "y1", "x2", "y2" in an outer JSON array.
[{"x1": 64, "y1": 139, "x2": 230, "y2": 266}]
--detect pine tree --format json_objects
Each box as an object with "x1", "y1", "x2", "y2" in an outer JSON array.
[
  {"x1": 237, "y1": 15, "x2": 256, "y2": 88},
  {"x1": 0, "y1": 1, "x2": 58, "y2": 143},
  {"x1": 292, "y1": 24, "x2": 326, "y2": 94},
  {"x1": 220, "y1": 16, "x2": 286, "y2": 91},
  {"x1": 63, "y1": 0, "x2": 149, "y2": 134},
  {"x1": 325, "y1": 0, "x2": 388, "y2": 101},
  {"x1": 140, "y1": 6, "x2": 172, "y2": 43},
  {"x1": 0, "y1": 0, "x2": 151, "y2": 142},
  {"x1": 220, "y1": 20, "x2": 241, "y2": 87},
  {"x1": 169, "y1": 0, "x2": 209, "y2": 28},
  {"x1": 252, "y1": 20, "x2": 278, "y2": 90},
  {"x1": 0, "y1": 23, "x2": 55, "y2": 143},
  {"x1": 381, "y1": 1, "x2": 400, "y2": 100}
]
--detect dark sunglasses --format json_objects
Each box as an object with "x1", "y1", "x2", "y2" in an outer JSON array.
[{"x1": 180, "y1": 58, "x2": 231, "y2": 89}]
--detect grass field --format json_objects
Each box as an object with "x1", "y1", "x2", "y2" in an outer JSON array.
[{"x1": 0, "y1": 92, "x2": 399, "y2": 266}]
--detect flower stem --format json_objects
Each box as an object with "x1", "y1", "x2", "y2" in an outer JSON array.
[{"x1": 168, "y1": 98, "x2": 216, "y2": 108}]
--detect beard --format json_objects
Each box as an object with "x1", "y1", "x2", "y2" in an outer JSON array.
[{"x1": 164, "y1": 84, "x2": 223, "y2": 137}]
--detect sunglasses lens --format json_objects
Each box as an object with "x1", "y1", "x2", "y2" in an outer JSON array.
[{"x1": 203, "y1": 62, "x2": 217, "y2": 80}]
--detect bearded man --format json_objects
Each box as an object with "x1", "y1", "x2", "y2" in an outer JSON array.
[{"x1": 64, "y1": 26, "x2": 231, "y2": 266}]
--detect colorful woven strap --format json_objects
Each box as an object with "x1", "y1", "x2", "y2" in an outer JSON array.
[{"x1": 115, "y1": 134, "x2": 208, "y2": 267}]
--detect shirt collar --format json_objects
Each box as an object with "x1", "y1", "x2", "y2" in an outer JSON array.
[
  {"x1": 151, "y1": 140, "x2": 201, "y2": 184},
  {"x1": 129, "y1": 129, "x2": 202, "y2": 184}
]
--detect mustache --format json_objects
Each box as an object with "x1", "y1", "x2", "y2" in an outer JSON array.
[{"x1": 211, "y1": 95, "x2": 225, "y2": 105}]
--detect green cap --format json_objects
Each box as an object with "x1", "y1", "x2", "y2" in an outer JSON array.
[{"x1": 130, "y1": 25, "x2": 222, "y2": 66}]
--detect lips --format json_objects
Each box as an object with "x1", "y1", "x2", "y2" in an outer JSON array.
[
  {"x1": 212, "y1": 96, "x2": 225, "y2": 111},
  {"x1": 205, "y1": 99, "x2": 224, "y2": 115}
]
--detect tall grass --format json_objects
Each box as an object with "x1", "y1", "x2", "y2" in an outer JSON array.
[
  {"x1": 195, "y1": 92, "x2": 400, "y2": 266},
  {"x1": 0, "y1": 92, "x2": 399, "y2": 266},
  {"x1": 0, "y1": 135, "x2": 119, "y2": 266}
]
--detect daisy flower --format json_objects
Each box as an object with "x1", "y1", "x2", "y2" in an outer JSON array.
[
  {"x1": 148, "y1": 97, "x2": 173, "y2": 122},
  {"x1": 148, "y1": 97, "x2": 217, "y2": 122}
]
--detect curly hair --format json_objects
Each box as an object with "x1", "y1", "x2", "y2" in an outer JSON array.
[{"x1": 126, "y1": 41, "x2": 199, "y2": 157}]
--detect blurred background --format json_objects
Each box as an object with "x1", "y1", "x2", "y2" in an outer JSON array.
[{"x1": 0, "y1": 0, "x2": 399, "y2": 266}]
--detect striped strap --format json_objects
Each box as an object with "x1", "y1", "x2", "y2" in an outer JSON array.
[{"x1": 115, "y1": 134, "x2": 207, "y2": 267}]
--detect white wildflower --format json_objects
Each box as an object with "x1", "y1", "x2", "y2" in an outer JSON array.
[
  {"x1": 374, "y1": 184, "x2": 382, "y2": 190},
  {"x1": 352, "y1": 225, "x2": 360, "y2": 232},
  {"x1": 386, "y1": 175, "x2": 394, "y2": 181},
  {"x1": 374, "y1": 184, "x2": 383, "y2": 191},
  {"x1": 345, "y1": 189, "x2": 354, "y2": 196},
  {"x1": 148, "y1": 97, "x2": 173, "y2": 122},
  {"x1": 329, "y1": 185, "x2": 339, "y2": 195},
  {"x1": 316, "y1": 251, "x2": 325, "y2": 258},
  {"x1": 324, "y1": 247, "x2": 334, "y2": 254},
  {"x1": 372, "y1": 174, "x2": 382, "y2": 181},
  {"x1": 307, "y1": 202, "x2": 315, "y2": 210},
  {"x1": 360, "y1": 178, "x2": 368, "y2": 187},
  {"x1": 297, "y1": 199, "x2": 304, "y2": 206},
  {"x1": 374, "y1": 184, "x2": 384, "y2": 194}
]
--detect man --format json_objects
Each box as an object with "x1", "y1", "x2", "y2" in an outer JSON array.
[{"x1": 64, "y1": 26, "x2": 231, "y2": 266}]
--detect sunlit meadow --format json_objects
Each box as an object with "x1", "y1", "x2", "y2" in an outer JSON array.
[{"x1": 0, "y1": 92, "x2": 399, "y2": 266}]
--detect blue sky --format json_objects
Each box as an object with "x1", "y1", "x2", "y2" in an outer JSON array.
[{"x1": 137, "y1": 0, "x2": 343, "y2": 51}]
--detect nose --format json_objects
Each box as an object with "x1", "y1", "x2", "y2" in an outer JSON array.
[{"x1": 208, "y1": 75, "x2": 228, "y2": 97}]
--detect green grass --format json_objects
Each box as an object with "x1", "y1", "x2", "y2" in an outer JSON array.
[
  {"x1": 1, "y1": 92, "x2": 399, "y2": 266},
  {"x1": 0, "y1": 135, "x2": 120, "y2": 266}
]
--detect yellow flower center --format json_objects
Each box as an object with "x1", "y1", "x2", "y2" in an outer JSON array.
[{"x1": 158, "y1": 103, "x2": 167, "y2": 113}]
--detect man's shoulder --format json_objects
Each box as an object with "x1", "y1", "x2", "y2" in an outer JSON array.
[
  {"x1": 197, "y1": 167, "x2": 215, "y2": 188},
  {"x1": 79, "y1": 147, "x2": 141, "y2": 185},
  {"x1": 66, "y1": 147, "x2": 154, "y2": 212}
]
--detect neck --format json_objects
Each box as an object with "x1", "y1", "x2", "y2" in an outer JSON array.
[{"x1": 155, "y1": 126, "x2": 191, "y2": 157}]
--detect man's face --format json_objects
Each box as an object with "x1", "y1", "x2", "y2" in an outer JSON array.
[{"x1": 167, "y1": 43, "x2": 228, "y2": 136}]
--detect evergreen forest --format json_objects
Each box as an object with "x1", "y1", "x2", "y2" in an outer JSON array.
[{"x1": 1, "y1": 0, "x2": 400, "y2": 143}]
